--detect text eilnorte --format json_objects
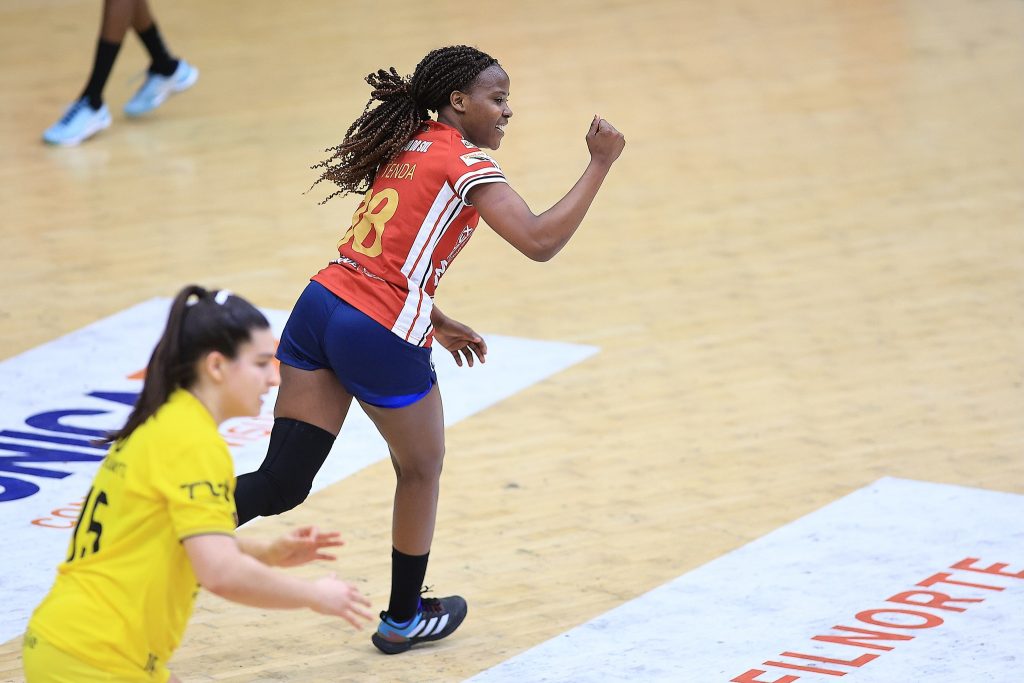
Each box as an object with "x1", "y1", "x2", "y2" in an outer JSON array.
[{"x1": 732, "y1": 558, "x2": 1024, "y2": 683}]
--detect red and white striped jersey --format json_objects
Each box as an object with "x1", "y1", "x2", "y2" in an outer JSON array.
[{"x1": 312, "y1": 121, "x2": 507, "y2": 347}]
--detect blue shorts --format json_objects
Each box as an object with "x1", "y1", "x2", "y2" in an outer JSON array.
[{"x1": 276, "y1": 281, "x2": 436, "y2": 408}]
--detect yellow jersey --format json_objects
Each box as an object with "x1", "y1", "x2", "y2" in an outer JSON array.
[{"x1": 28, "y1": 388, "x2": 237, "y2": 679}]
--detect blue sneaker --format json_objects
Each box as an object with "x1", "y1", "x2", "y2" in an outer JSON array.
[
  {"x1": 371, "y1": 595, "x2": 468, "y2": 654},
  {"x1": 42, "y1": 98, "x2": 111, "y2": 146},
  {"x1": 123, "y1": 60, "x2": 199, "y2": 117}
]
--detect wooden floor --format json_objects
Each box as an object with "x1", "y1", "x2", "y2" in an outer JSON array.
[{"x1": 2, "y1": 0, "x2": 1023, "y2": 681}]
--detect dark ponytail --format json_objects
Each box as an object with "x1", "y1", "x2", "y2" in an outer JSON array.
[
  {"x1": 311, "y1": 45, "x2": 499, "y2": 202},
  {"x1": 103, "y1": 285, "x2": 270, "y2": 445}
]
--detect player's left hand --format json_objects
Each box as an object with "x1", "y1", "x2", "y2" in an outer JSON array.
[
  {"x1": 267, "y1": 526, "x2": 344, "y2": 567},
  {"x1": 434, "y1": 315, "x2": 488, "y2": 367}
]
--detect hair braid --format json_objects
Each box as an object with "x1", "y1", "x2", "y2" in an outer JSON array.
[{"x1": 311, "y1": 45, "x2": 499, "y2": 202}]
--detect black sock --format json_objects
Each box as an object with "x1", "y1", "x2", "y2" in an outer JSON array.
[
  {"x1": 388, "y1": 548, "x2": 430, "y2": 623},
  {"x1": 80, "y1": 39, "x2": 121, "y2": 109},
  {"x1": 137, "y1": 24, "x2": 178, "y2": 76},
  {"x1": 233, "y1": 418, "x2": 335, "y2": 525}
]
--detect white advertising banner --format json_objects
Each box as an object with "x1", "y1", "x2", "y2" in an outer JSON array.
[{"x1": 469, "y1": 478, "x2": 1024, "y2": 683}]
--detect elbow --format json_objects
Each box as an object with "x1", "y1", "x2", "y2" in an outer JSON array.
[
  {"x1": 194, "y1": 558, "x2": 243, "y2": 599},
  {"x1": 197, "y1": 570, "x2": 232, "y2": 598},
  {"x1": 522, "y1": 238, "x2": 561, "y2": 262},
  {"x1": 198, "y1": 573, "x2": 229, "y2": 593},
  {"x1": 185, "y1": 535, "x2": 248, "y2": 600},
  {"x1": 533, "y1": 247, "x2": 558, "y2": 262},
  {"x1": 200, "y1": 572, "x2": 251, "y2": 603},
  {"x1": 501, "y1": 217, "x2": 566, "y2": 261}
]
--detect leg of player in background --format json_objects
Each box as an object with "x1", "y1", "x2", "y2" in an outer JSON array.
[{"x1": 42, "y1": 0, "x2": 135, "y2": 144}]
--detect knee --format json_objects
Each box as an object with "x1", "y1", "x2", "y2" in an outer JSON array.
[
  {"x1": 394, "y1": 447, "x2": 445, "y2": 485},
  {"x1": 248, "y1": 417, "x2": 335, "y2": 517},
  {"x1": 234, "y1": 470, "x2": 310, "y2": 523},
  {"x1": 263, "y1": 474, "x2": 313, "y2": 515}
]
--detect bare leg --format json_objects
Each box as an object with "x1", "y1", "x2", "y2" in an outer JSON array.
[
  {"x1": 274, "y1": 365, "x2": 354, "y2": 435},
  {"x1": 98, "y1": 0, "x2": 139, "y2": 43},
  {"x1": 359, "y1": 385, "x2": 445, "y2": 555},
  {"x1": 131, "y1": 0, "x2": 155, "y2": 32}
]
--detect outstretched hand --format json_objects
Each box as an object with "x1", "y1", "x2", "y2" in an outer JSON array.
[
  {"x1": 311, "y1": 574, "x2": 374, "y2": 629},
  {"x1": 586, "y1": 115, "x2": 626, "y2": 166},
  {"x1": 265, "y1": 526, "x2": 344, "y2": 567},
  {"x1": 434, "y1": 315, "x2": 488, "y2": 367}
]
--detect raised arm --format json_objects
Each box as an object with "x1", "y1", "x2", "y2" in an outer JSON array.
[
  {"x1": 470, "y1": 116, "x2": 625, "y2": 262},
  {"x1": 183, "y1": 534, "x2": 372, "y2": 628}
]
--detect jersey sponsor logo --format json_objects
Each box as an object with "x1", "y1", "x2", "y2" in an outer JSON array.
[
  {"x1": 460, "y1": 138, "x2": 476, "y2": 148},
  {"x1": 432, "y1": 226, "x2": 476, "y2": 287},
  {"x1": 432, "y1": 259, "x2": 450, "y2": 288},
  {"x1": 332, "y1": 256, "x2": 386, "y2": 282},
  {"x1": 452, "y1": 225, "x2": 474, "y2": 251},
  {"x1": 333, "y1": 255, "x2": 361, "y2": 270},
  {"x1": 460, "y1": 151, "x2": 495, "y2": 167},
  {"x1": 430, "y1": 226, "x2": 476, "y2": 287},
  {"x1": 101, "y1": 457, "x2": 126, "y2": 478},
  {"x1": 401, "y1": 139, "x2": 433, "y2": 153},
  {"x1": 179, "y1": 479, "x2": 232, "y2": 503}
]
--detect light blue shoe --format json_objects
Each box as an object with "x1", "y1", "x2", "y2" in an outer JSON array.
[
  {"x1": 42, "y1": 98, "x2": 112, "y2": 146},
  {"x1": 123, "y1": 60, "x2": 199, "y2": 117}
]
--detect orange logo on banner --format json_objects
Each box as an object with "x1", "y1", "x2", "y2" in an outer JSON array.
[
  {"x1": 732, "y1": 559, "x2": 1024, "y2": 683},
  {"x1": 31, "y1": 497, "x2": 86, "y2": 529}
]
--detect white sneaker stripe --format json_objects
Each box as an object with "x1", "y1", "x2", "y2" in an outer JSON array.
[
  {"x1": 420, "y1": 616, "x2": 440, "y2": 637},
  {"x1": 430, "y1": 613, "x2": 450, "y2": 636},
  {"x1": 408, "y1": 617, "x2": 432, "y2": 638}
]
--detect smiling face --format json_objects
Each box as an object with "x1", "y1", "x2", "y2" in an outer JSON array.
[{"x1": 445, "y1": 65, "x2": 513, "y2": 149}]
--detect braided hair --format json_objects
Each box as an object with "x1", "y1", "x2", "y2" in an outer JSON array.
[{"x1": 311, "y1": 45, "x2": 499, "y2": 202}]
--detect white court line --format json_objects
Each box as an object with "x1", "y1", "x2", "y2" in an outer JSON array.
[
  {"x1": 468, "y1": 477, "x2": 1024, "y2": 682},
  {"x1": 0, "y1": 298, "x2": 598, "y2": 644}
]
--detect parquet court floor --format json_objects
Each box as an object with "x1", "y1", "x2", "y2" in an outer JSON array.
[{"x1": 1, "y1": 1, "x2": 1022, "y2": 681}]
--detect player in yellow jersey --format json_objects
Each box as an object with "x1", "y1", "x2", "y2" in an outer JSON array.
[{"x1": 23, "y1": 285, "x2": 373, "y2": 683}]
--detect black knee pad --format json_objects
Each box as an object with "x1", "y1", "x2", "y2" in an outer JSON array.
[{"x1": 234, "y1": 418, "x2": 335, "y2": 524}]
